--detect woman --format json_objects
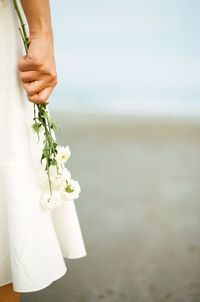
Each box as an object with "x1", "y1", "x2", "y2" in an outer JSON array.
[{"x1": 0, "y1": 0, "x2": 87, "y2": 301}]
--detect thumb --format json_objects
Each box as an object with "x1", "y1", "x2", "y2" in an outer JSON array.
[{"x1": 17, "y1": 54, "x2": 34, "y2": 71}]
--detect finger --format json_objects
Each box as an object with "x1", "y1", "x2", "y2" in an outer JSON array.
[
  {"x1": 18, "y1": 55, "x2": 41, "y2": 72},
  {"x1": 39, "y1": 86, "x2": 53, "y2": 102},
  {"x1": 27, "y1": 87, "x2": 53, "y2": 104},
  {"x1": 27, "y1": 93, "x2": 44, "y2": 104},
  {"x1": 19, "y1": 71, "x2": 40, "y2": 83},
  {"x1": 23, "y1": 80, "x2": 47, "y2": 96},
  {"x1": 18, "y1": 55, "x2": 32, "y2": 72}
]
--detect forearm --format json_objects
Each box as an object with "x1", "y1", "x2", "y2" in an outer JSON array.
[{"x1": 19, "y1": 0, "x2": 53, "y2": 38}]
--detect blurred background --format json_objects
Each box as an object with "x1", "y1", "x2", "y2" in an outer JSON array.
[
  {"x1": 49, "y1": 0, "x2": 200, "y2": 116},
  {"x1": 22, "y1": 0, "x2": 200, "y2": 301}
]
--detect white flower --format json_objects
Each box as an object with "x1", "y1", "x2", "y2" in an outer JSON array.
[
  {"x1": 40, "y1": 191, "x2": 62, "y2": 210},
  {"x1": 60, "y1": 179, "x2": 81, "y2": 201},
  {"x1": 55, "y1": 146, "x2": 71, "y2": 164},
  {"x1": 57, "y1": 167, "x2": 71, "y2": 184},
  {"x1": 40, "y1": 166, "x2": 72, "y2": 191},
  {"x1": 49, "y1": 166, "x2": 72, "y2": 188}
]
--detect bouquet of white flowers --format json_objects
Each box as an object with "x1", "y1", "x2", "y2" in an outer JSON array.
[{"x1": 13, "y1": 0, "x2": 81, "y2": 210}]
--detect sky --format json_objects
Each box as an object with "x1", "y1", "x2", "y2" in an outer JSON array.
[{"x1": 49, "y1": 0, "x2": 200, "y2": 115}]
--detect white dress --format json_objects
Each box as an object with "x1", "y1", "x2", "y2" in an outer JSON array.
[{"x1": 0, "y1": 0, "x2": 87, "y2": 293}]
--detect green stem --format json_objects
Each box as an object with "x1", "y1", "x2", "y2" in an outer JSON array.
[
  {"x1": 13, "y1": 0, "x2": 60, "y2": 198},
  {"x1": 13, "y1": 0, "x2": 29, "y2": 52},
  {"x1": 43, "y1": 123, "x2": 52, "y2": 195}
]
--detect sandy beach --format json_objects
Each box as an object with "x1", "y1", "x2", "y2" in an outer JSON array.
[{"x1": 21, "y1": 112, "x2": 200, "y2": 302}]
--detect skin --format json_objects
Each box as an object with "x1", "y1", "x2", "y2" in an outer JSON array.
[
  {"x1": 0, "y1": 1, "x2": 56, "y2": 300},
  {"x1": 18, "y1": 0, "x2": 57, "y2": 104}
]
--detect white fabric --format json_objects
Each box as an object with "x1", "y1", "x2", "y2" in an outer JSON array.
[{"x1": 0, "y1": 0, "x2": 87, "y2": 293}]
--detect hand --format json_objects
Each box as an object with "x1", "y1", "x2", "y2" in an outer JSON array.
[{"x1": 18, "y1": 33, "x2": 57, "y2": 104}]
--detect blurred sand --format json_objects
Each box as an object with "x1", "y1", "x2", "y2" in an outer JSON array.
[{"x1": 21, "y1": 112, "x2": 200, "y2": 302}]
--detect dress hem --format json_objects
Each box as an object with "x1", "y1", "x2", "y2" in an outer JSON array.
[
  {"x1": 0, "y1": 266, "x2": 67, "y2": 293},
  {"x1": 64, "y1": 251, "x2": 87, "y2": 259}
]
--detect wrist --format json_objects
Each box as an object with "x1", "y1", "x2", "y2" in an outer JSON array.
[{"x1": 29, "y1": 29, "x2": 53, "y2": 41}]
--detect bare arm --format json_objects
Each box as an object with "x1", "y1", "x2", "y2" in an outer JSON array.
[
  {"x1": 18, "y1": 0, "x2": 57, "y2": 104},
  {"x1": 19, "y1": 0, "x2": 52, "y2": 36}
]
